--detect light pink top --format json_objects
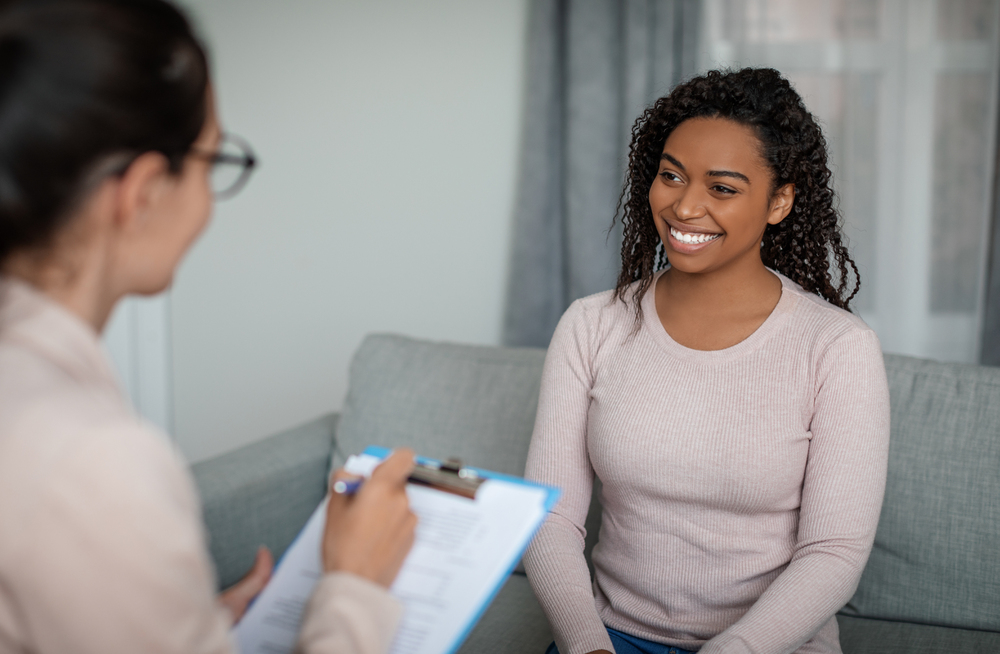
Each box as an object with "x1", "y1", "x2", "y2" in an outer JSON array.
[
  {"x1": 523, "y1": 271, "x2": 890, "y2": 654},
  {"x1": 0, "y1": 278, "x2": 401, "y2": 654}
]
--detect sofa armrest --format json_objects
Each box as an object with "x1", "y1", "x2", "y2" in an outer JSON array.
[{"x1": 191, "y1": 413, "x2": 338, "y2": 590}]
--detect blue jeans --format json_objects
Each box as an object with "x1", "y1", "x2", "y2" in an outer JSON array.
[{"x1": 545, "y1": 626, "x2": 699, "y2": 654}]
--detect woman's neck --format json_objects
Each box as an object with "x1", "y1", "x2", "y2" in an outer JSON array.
[
  {"x1": 659, "y1": 258, "x2": 780, "y2": 310},
  {"x1": 655, "y1": 256, "x2": 783, "y2": 351},
  {"x1": 3, "y1": 239, "x2": 119, "y2": 334}
]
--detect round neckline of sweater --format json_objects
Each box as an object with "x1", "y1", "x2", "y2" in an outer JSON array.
[{"x1": 640, "y1": 268, "x2": 798, "y2": 364}]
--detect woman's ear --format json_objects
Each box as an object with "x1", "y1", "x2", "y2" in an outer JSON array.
[
  {"x1": 112, "y1": 152, "x2": 170, "y2": 234},
  {"x1": 767, "y1": 183, "x2": 795, "y2": 225}
]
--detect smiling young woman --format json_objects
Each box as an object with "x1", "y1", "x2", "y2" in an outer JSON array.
[{"x1": 523, "y1": 68, "x2": 890, "y2": 654}]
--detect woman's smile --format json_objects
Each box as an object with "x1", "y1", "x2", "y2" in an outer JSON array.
[{"x1": 667, "y1": 224, "x2": 722, "y2": 252}]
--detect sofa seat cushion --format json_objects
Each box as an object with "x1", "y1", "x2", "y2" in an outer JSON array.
[
  {"x1": 841, "y1": 355, "x2": 1000, "y2": 631},
  {"x1": 838, "y1": 614, "x2": 1000, "y2": 654},
  {"x1": 336, "y1": 334, "x2": 547, "y2": 476}
]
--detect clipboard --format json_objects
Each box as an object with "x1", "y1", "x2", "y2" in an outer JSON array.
[{"x1": 234, "y1": 446, "x2": 560, "y2": 654}]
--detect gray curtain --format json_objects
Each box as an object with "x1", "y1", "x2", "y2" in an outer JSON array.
[
  {"x1": 502, "y1": 0, "x2": 702, "y2": 348},
  {"x1": 981, "y1": 55, "x2": 1000, "y2": 366},
  {"x1": 981, "y1": 134, "x2": 1000, "y2": 365}
]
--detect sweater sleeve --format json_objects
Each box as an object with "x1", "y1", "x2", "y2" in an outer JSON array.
[
  {"x1": 700, "y1": 329, "x2": 891, "y2": 654},
  {"x1": 7, "y1": 418, "x2": 401, "y2": 654},
  {"x1": 296, "y1": 572, "x2": 403, "y2": 654},
  {"x1": 522, "y1": 300, "x2": 615, "y2": 654}
]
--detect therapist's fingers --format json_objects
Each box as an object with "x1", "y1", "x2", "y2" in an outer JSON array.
[
  {"x1": 322, "y1": 450, "x2": 417, "y2": 587},
  {"x1": 367, "y1": 448, "x2": 416, "y2": 487},
  {"x1": 326, "y1": 448, "x2": 413, "y2": 493},
  {"x1": 218, "y1": 546, "x2": 274, "y2": 624}
]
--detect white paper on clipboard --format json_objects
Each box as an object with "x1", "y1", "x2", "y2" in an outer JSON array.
[{"x1": 234, "y1": 449, "x2": 559, "y2": 654}]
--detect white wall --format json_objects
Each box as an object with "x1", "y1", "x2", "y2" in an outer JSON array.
[{"x1": 172, "y1": 0, "x2": 528, "y2": 463}]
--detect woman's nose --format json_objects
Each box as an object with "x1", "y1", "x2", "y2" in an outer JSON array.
[{"x1": 673, "y1": 186, "x2": 707, "y2": 220}]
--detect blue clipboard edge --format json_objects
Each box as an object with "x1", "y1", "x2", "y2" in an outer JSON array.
[
  {"x1": 361, "y1": 445, "x2": 562, "y2": 654},
  {"x1": 362, "y1": 445, "x2": 562, "y2": 512}
]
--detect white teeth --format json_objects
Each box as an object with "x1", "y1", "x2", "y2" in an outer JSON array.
[{"x1": 670, "y1": 226, "x2": 720, "y2": 245}]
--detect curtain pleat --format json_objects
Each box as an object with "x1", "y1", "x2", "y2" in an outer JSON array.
[{"x1": 979, "y1": 104, "x2": 1000, "y2": 365}]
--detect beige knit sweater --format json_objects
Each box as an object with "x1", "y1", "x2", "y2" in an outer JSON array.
[
  {"x1": 0, "y1": 278, "x2": 401, "y2": 654},
  {"x1": 523, "y1": 271, "x2": 890, "y2": 654}
]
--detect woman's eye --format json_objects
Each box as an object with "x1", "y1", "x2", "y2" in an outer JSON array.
[
  {"x1": 711, "y1": 184, "x2": 736, "y2": 195},
  {"x1": 659, "y1": 171, "x2": 682, "y2": 183}
]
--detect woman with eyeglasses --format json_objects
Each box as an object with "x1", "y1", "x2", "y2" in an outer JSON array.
[{"x1": 0, "y1": 1, "x2": 415, "y2": 652}]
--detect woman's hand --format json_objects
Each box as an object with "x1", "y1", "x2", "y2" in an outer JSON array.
[
  {"x1": 219, "y1": 546, "x2": 274, "y2": 623},
  {"x1": 323, "y1": 448, "x2": 418, "y2": 587}
]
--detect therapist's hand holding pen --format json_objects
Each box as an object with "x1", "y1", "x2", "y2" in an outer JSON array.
[{"x1": 323, "y1": 448, "x2": 418, "y2": 588}]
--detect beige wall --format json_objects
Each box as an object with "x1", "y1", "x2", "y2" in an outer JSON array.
[{"x1": 172, "y1": 0, "x2": 528, "y2": 463}]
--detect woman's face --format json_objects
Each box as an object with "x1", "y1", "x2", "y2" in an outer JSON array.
[{"x1": 648, "y1": 116, "x2": 793, "y2": 276}]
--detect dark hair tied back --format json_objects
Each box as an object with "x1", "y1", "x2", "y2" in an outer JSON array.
[
  {"x1": 614, "y1": 67, "x2": 860, "y2": 314},
  {"x1": 0, "y1": 0, "x2": 209, "y2": 265}
]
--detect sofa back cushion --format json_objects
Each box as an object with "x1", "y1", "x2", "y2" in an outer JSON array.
[
  {"x1": 841, "y1": 354, "x2": 1000, "y2": 631},
  {"x1": 336, "y1": 334, "x2": 547, "y2": 476}
]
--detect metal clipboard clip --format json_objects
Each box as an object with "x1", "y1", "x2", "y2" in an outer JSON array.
[{"x1": 408, "y1": 457, "x2": 484, "y2": 500}]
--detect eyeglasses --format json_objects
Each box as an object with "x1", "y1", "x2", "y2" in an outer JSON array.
[{"x1": 191, "y1": 132, "x2": 257, "y2": 200}]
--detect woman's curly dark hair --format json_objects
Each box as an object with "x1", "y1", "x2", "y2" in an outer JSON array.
[{"x1": 613, "y1": 67, "x2": 860, "y2": 316}]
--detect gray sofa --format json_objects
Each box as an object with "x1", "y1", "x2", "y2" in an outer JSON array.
[{"x1": 192, "y1": 334, "x2": 1000, "y2": 653}]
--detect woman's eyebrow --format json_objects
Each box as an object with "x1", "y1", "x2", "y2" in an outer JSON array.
[
  {"x1": 708, "y1": 170, "x2": 750, "y2": 184},
  {"x1": 661, "y1": 152, "x2": 685, "y2": 170},
  {"x1": 662, "y1": 152, "x2": 750, "y2": 184}
]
